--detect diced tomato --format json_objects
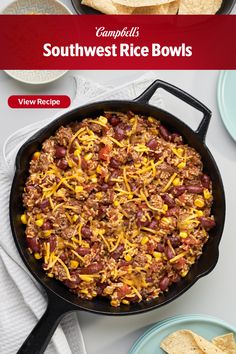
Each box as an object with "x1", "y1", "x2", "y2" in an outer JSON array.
[
  {"x1": 117, "y1": 285, "x2": 131, "y2": 299},
  {"x1": 99, "y1": 145, "x2": 110, "y2": 161}
]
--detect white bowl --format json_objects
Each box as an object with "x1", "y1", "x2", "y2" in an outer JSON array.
[{"x1": 2, "y1": 0, "x2": 73, "y2": 85}]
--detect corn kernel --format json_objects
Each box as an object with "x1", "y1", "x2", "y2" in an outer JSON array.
[
  {"x1": 143, "y1": 157, "x2": 148, "y2": 164},
  {"x1": 74, "y1": 148, "x2": 81, "y2": 157},
  {"x1": 173, "y1": 177, "x2": 181, "y2": 186},
  {"x1": 141, "y1": 236, "x2": 149, "y2": 245},
  {"x1": 99, "y1": 116, "x2": 108, "y2": 124},
  {"x1": 34, "y1": 252, "x2": 42, "y2": 260},
  {"x1": 72, "y1": 215, "x2": 79, "y2": 222},
  {"x1": 161, "y1": 217, "x2": 171, "y2": 225},
  {"x1": 146, "y1": 254, "x2": 152, "y2": 263},
  {"x1": 111, "y1": 299, "x2": 119, "y2": 307},
  {"x1": 178, "y1": 162, "x2": 186, "y2": 169},
  {"x1": 79, "y1": 275, "x2": 94, "y2": 282},
  {"x1": 84, "y1": 153, "x2": 93, "y2": 161},
  {"x1": 70, "y1": 260, "x2": 79, "y2": 269},
  {"x1": 96, "y1": 192, "x2": 103, "y2": 200},
  {"x1": 128, "y1": 194, "x2": 133, "y2": 200},
  {"x1": 196, "y1": 210, "x2": 203, "y2": 217},
  {"x1": 92, "y1": 291, "x2": 97, "y2": 297},
  {"x1": 80, "y1": 289, "x2": 89, "y2": 294},
  {"x1": 124, "y1": 254, "x2": 132, "y2": 262},
  {"x1": 68, "y1": 160, "x2": 74, "y2": 168},
  {"x1": 47, "y1": 273, "x2": 54, "y2": 278},
  {"x1": 21, "y1": 214, "x2": 27, "y2": 225},
  {"x1": 35, "y1": 219, "x2": 44, "y2": 227},
  {"x1": 90, "y1": 176, "x2": 97, "y2": 183},
  {"x1": 203, "y1": 189, "x2": 211, "y2": 200},
  {"x1": 81, "y1": 241, "x2": 90, "y2": 248},
  {"x1": 148, "y1": 117, "x2": 155, "y2": 123},
  {"x1": 130, "y1": 118, "x2": 135, "y2": 123},
  {"x1": 96, "y1": 165, "x2": 103, "y2": 174},
  {"x1": 75, "y1": 186, "x2": 84, "y2": 193},
  {"x1": 114, "y1": 200, "x2": 119, "y2": 207},
  {"x1": 177, "y1": 148, "x2": 184, "y2": 156},
  {"x1": 180, "y1": 270, "x2": 189, "y2": 277},
  {"x1": 33, "y1": 151, "x2": 40, "y2": 159},
  {"x1": 163, "y1": 204, "x2": 168, "y2": 212},
  {"x1": 194, "y1": 198, "x2": 205, "y2": 208},
  {"x1": 179, "y1": 231, "x2": 188, "y2": 238},
  {"x1": 153, "y1": 251, "x2": 162, "y2": 260},
  {"x1": 122, "y1": 299, "x2": 130, "y2": 305},
  {"x1": 44, "y1": 230, "x2": 52, "y2": 237}
]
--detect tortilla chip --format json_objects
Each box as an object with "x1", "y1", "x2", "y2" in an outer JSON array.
[
  {"x1": 168, "y1": 0, "x2": 180, "y2": 14},
  {"x1": 179, "y1": 0, "x2": 223, "y2": 14},
  {"x1": 132, "y1": 4, "x2": 171, "y2": 14},
  {"x1": 81, "y1": 0, "x2": 133, "y2": 14},
  {"x1": 113, "y1": 0, "x2": 175, "y2": 8},
  {"x1": 160, "y1": 330, "x2": 226, "y2": 354},
  {"x1": 212, "y1": 333, "x2": 236, "y2": 354}
]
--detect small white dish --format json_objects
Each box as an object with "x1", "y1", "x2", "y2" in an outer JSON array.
[{"x1": 2, "y1": 0, "x2": 73, "y2": 85}]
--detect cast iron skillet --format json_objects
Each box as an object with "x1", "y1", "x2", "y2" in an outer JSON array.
[
  {"x1": 72, "y1": 0, "x2": 236, "y2": 14},
  {"x1": 10, "y1": 80, "x2": 225, "y2": 354}
]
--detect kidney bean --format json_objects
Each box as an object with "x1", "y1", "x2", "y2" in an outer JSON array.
[
  {"x1": 146, "y1": 139, "x2": 158, "y2": 150},
  {"x1": 199, "y1": 217, "x2": 216, "y2": 230},
  {"x1": 108, "y1": 170, "x2": 120, "y2": 186},
  {"x1": 114, "y1": 126, "x2": 125, "y2": 141},
  {"x1": 165, "y1": 207, "x2": 179, "y2": 217},
  {"x1": 60, "y1": 253, "x2": 67, "y2": 262},
  {"x1": 156, "y1": 243, "x2": 165, "y2": 252},
  {"x1": 167, "y1": 236, "x2": 180, "y2": 248},
  {"x1": 109, "y1": 157, "x2": 121, "y2": 169},
  {"x1": 42, "y1": 220, "x2": 52, "y2": 231},
  {"x1": 57, "y1": 158, "x2": 68, "y2": 170},
  {"x1": 172, "y1": 274, "x2": 181, "y2": 283},
  {"x1": 159, "y1": 276, "x2": 170, "y2": 291},
  {"x1": 81, "y1": 225, "x2": 92, "y2": 238},
  {"x1": 109, "y1": 115, "x2": 121, "y2": 127},
  {"x1": 76, "y1": 247, "x2": 91, "y2": 256},
  {"x1": 146, "y1": 277, "x2": 154, "y2": 283},
  {"x1": 171, "y1": 186, "x2": 186, "y2": 197},
  {"x1": 26, "y1": 237, "x2": 39, "y2": 252},
  {"x1": 201, "y1": 174, "x2": 211, "y2": 189},
  {"x1": 97, "y1": 205, "x2": 107, "y2": 220},
  {"x1": 159, "y1": 125, "x2": 171, "y2": 141},
  {"x1": 171, "y1": 133, "x2": 183, "y2": 144},
  {"x1": 64, "y1": 278, "x2": 80, "y2": 289},
  {"x1": 80, "y1": 263, "x2": 103, "y2": 274},
  {"x1": 186, "y1": 185, "x2": 204, "y2": 194},
  {"x1": 136, "y1": 210, "x2": 149, "y2": 227},
  {"x1": 149, "y1": 219, "x2": 158, "y2": 229},
  {"x1": 81, "y1": 157, "x2": 88, "y2": 170},
  {"x1": 111, "y1": 244, "x2": 124, "y2": 260},
  {"x1": 96, "y1": 282, "x2": 107, "y2": 295},
  {"x1": 165, "y1": 246, "x2": 175, "y2": 260},
  {"x1": 55, "y1": 145, "x2": 66, "y2": 159},
  {"x1": 162, "y1": 193, "x2": 175, "y2": 207},
  {"x1": 40, "y1": 199, "x2": 49, "y2": 210},
  {"x1": 72, "y1": 155, "x2": 79, "y2": 164},
  {"x1": 100, "y1": 183, "x2": 109, "y2": 191},
  {"x1": 49, "y1": 235, "x2": 56, "y2": 252}
]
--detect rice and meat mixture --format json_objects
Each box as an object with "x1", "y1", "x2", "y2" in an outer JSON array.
[{"x1": 22, "y1": 111, "x2": 216, "y2": 307}]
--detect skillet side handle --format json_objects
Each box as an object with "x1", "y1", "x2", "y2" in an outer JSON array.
[
  {"x1": 17, "y1": 293, "x2": 72, "y2": 354},
  {"x1": 134, "y1": 79, "x2": 212, "y2": 142}
]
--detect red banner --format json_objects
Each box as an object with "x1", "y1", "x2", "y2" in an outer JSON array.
[{"x1": 0, "y1": 15, "x2": 235, "y2": 69}]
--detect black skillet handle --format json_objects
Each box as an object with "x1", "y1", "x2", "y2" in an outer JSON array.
[
  {"x1": 17, "y1": 291, "x2": 73, "y2": 354},
  {"x1": 134, "y1": 79, "x2": 212, "y2": 142}
]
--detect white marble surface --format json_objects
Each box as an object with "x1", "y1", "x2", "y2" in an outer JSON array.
[{"x1": 0, "y1": 1, "x2": 236, "y2": 354}]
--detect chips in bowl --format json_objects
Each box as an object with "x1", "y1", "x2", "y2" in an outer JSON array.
[{"x1": 81, "y1": 0, "x2": 223, "y2": 14}]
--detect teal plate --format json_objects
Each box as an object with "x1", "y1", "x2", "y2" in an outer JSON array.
[
  {"x1": 129, "y1": 314, "x2": 236, "y2": 354},
  {"x1": 218, "y1": 71, "x2": 236, "y2": 142}
]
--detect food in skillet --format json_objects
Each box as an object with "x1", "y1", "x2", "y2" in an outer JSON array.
[
  {"x1": 22, "y1": 112, "x2": 215, "y2": 307},
  {"x1": 81, "y1": 0, "x2": 223, "y2": 15}
]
